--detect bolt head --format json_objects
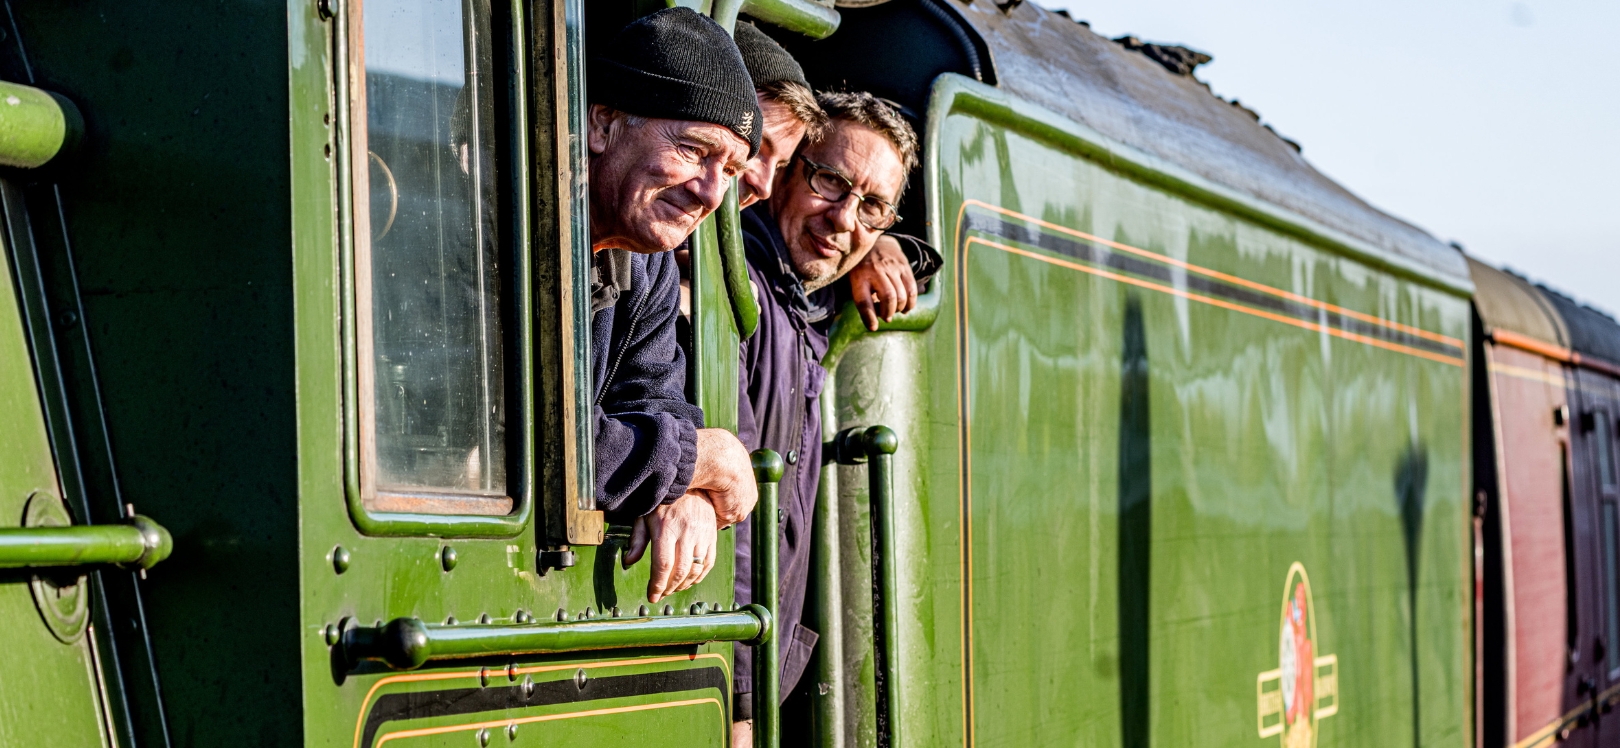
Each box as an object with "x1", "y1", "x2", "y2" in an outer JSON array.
[
  {"x1": 331, "y1": 546, "x2": 351, "y2": 575},
  {"x1": 476, "y1": 727, "x2": 490, "y2": 746},
  {"x1": 440, "y1": 546, "x2": 457, "y2": 571},
  {"x1": 323, "y1": 623, "x2": 340, "y2": 646}
]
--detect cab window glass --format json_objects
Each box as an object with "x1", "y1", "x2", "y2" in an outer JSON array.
[
  {"x1": 354, "y1": 0, "x2": 507, "y2": 510},
  {"x1": 1598, "y1": 412, "x2": 1616, "y2": 491},
  {"x1": 1604, "y1": 502, "x2": 1620, "y2": 673}
]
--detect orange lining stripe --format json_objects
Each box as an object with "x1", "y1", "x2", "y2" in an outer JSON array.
[
  {"x1": 351, "y1": 653, "x2": 728, "y2": 748},
  {"x1": 967, "y1": 237, "x2": 1464, "y2": 367},
  {"x1": 961, "y1": 199, "x2": 1465, "y2": 349},
  {"x1": 1490, "y1": 329, "x2": 1573, "y2": 362},
  {"x1": 373, "y1": 698, "x2": 723, "y2": 745}
]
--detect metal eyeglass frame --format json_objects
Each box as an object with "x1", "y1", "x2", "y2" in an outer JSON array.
[{"x1": 798, "y1": 154, "x2": 900, "y2": 230}]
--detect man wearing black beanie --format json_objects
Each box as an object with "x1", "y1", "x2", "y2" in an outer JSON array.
[{"x1": 586, "y1": 7, "x2": 762, "y2": 606}]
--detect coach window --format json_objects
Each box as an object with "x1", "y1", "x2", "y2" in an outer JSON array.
[
  {"x1": 349, "y1": 0, "x2": 511, "y2": 515},
  {"x1": 1597, "y1": 411, "x2": 1617, "y2": 492}
]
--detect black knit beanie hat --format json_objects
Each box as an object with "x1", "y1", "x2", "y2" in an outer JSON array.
[
  {"x1": 734, "y1": 22, "x2": 811, "y2": 92},
  {"x1": 589, "y1": 7, "x2": 763, "y2": 158}
]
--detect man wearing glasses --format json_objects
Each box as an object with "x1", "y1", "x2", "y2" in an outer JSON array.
[{"x1": 730, "y1": 90, "x2": 939, "y2": 743}]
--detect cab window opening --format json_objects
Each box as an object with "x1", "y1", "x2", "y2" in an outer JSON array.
[
  {"x1": 1596, "y1": 409, "x2": 1616, "y2": 492},
  {"x1": 1602, "y1": 500, "x2": 1620, "y2": 675},
  {"x1": 351, "y1": 0, "x2": 513, "y2": 514}
]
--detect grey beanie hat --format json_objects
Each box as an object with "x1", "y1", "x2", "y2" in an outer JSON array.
[
  {"x1": 589, "y1": 7, "x2": 763, "y2": 157},
  {"x1": 733, "y1": 21, "x2": 811, "y2": 91}
]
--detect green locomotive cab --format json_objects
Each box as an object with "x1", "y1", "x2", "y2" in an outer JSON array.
[{"x1": 0, "y1": 0, "x2": 1486, "y2": 746}]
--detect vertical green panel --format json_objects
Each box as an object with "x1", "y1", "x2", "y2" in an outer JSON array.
[
  {"x1": 0, "y1": 216, "x2": 110, "y2": 747},
  {"x1": 690, "y1": 217, "x2": 740, "y2": 431}
]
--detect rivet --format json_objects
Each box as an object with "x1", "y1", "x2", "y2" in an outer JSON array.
[
  {"x1": 506, "y1": 722, "x2": 517, "y2": 741},
  {"x1": 323, "y1": 623, "x2": 339, "y2": 646},
  {"x1": 476, "y1": 727, "x2": 490, "y2": 746},
  {"x1": 689, "y1": 602, "x2": 705, "y2": 615},
  {"x1": 611, "y1": 606, "x2": 622, "y2": 618},
  {"x1": 445, "y1": 615, "x2": 458, "y2": 625},
  {"x1": 514, "y1": 609, "x2": 530, "y2": 624},
  {"x1": 440, "y1": 546, "x2": 458, "y2": 571},
  {"x1": 662, "y1": 604, "x2": 674, "y2": 616},
  {"x1": 479, "y1": 666, "x2": 489, "y2": 687},
  {"x1": 478, "y1": 613, "x2": 491, "y2": 624},
  {"x1": 637, "y1": 604, "x2": 649, "y2": 616},
  {"x1": 555, "y1": 608, "x2": 567, "y2": 622},
  {"x1": 506, "y1": 661, "x2": 517, "y2": 681},
  {"x1": 786, "y1": 449, "x2": 798, "y2": 464},
  {"x1": 574, "y1": 668, "x2": 588, "y2": 690},
  {"x1": 331, "y1": 546, "x2": 351, "y2": 574},
  {"x1": 521, "y1": 674, "x2": 535, "y2": 698}
]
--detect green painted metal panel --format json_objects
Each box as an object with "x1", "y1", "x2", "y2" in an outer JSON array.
[
  {"x1": 826, "y1": 76, "x2": 1473, "y2": 747},
  {"x1": 292, "y1": 0, "x2": 746, "y2": 744},
  {"x1": 0, "y1": 209, "x2": 111, "y2": 747}
]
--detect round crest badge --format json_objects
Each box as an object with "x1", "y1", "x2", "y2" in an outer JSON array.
[{"x1": 1256, "y1": 562, "x2": 1338, "y2": 745}]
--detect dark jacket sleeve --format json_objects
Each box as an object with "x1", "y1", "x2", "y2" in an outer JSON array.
[
  {"x1": 884, "y1": 232, "x2": 943, "y2": 288},
  {"x1": 593, "y1": 252, "x2": 704, "y2": 523}
]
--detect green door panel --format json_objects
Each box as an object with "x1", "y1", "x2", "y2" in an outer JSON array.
[
  {"x1": 0, "y1": 221, "x2": 112, "y2": 747},
  {"x1": 828, "y1": 77, "x2": 1472, "y2": 747}
]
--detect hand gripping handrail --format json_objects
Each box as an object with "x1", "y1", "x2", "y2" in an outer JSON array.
[
  {"x1": 751, "y1": 448, "x2": 784, "y2": 748},
  {"x1": 835, "y1": 425, "x2": 901, "y2": 748},
  {"x1": 0, "y1": 515, "x2": 172, "y2": 571}
]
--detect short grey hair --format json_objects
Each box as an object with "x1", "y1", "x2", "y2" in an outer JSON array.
[{"x1": 816, "y1": 91, "x2": 919, "y2": 172}]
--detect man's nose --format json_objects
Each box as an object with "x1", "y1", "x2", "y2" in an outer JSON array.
[
  {"x1": 826, "y1": 194, "x2": 860, "y2": 233},
  {"x1": 689, "y1": 164, "x2": 733, "y2": 212},
  {"x1": 738, "y1": 160, "x2": 773, "y2": 207}
]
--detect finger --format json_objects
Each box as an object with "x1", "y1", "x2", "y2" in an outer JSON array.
[
  {"x1": 624, "y1": 517, "x2": 649, "y2": 568},
  {"x1": 668, "y1": 528, "x2": 698, "y2": 595},
  {"x1": 856, "y1": 288, "x2": 880, "y2": 332},
  {"x1": 646, "y1": 514, "x2": 676, "y2": 603},
  {"x1": 680, "y1": 527, "x2": 713, "y2": 592},
  {"x1": 872, "y1": 270, "x2": 899, "y2": 322},
  {"x1": 900, "y1": 267, "x2": 919, "y2": 313},
  {"x1": 694, "y1": 526, "x2": 718, "y2": 587}
]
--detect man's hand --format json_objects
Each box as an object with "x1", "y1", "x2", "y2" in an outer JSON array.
[
  {"x1": 847, "y1": 234, "x2": 918, "y2": 332},
  {"x1": 691, "y1": 428, "x2": 758, "y2": 528},
  {"x1": 623, "y1": 491, "x2": 719, "y2": 603}
]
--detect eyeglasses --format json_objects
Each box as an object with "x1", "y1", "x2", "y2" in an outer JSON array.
[{"x1": 798, "y1": 155, "x2": 899, "y2": 230}]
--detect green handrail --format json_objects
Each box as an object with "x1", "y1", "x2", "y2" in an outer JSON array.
[
  {"x1": 750, "y1": 448, "x2": 784, "y2": 748},
  {"x1": 835, "y1": 425, "x2": 900, "y2": 748},
  {"x1": 740, "y1": 0, "x2": 840, "y2": 39},
  {"x1": 0, "y1": 515, "x2": 172, "y2": 570},
  {"x1": 0, "y1": 81, "x2": 82, "y2": 169},
  {"x1": 340, "y1": 606, "x2": 773, "y2": 671},
  {"x1": 718, "y1": 183, "x2": 760, "y2": 339}
]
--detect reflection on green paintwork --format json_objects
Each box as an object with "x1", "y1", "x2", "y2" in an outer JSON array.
[{"x1": 826, "y1": 78, "x2": 1471, "y2": 747}]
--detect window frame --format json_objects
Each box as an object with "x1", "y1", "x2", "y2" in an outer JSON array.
[{"x1": 335, "y1": 0, "x2": 536, "y2": 537}]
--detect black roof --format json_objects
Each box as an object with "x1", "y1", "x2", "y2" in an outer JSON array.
[
  {"x1": 949, "y1": 0, "x2": 1469, "y2": 285},
  {"x1": 1536, "y1": 284, "x2": 1620, "y2": 366}
]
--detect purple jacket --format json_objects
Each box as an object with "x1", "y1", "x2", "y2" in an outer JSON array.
[
  {"x1": 731, "y1": 205, "x2": 940, "y2": 707},
  {"x1": 591, "y1": 250, "x2": 701, "y2": 522}
]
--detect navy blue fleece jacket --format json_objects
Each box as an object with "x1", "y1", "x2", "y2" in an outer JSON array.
[{"x1": 591, "y1": 250, "x2": 703, "y2": 521}]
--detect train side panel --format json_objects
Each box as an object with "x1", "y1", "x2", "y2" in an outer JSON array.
[{"x1": 832, "y1": 77, "x2": 1473, "y2": 747}]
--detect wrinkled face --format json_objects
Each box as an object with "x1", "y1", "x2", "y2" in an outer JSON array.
[
  {"x1": 587, "y1": 105, "x2": 751, "y2": 254},
  {"x1": 738, "y1": 96, "x2": 808, "y2": 208},
  {"x1": 769, "y1": 121, "x2": 906, "y2": 291}
]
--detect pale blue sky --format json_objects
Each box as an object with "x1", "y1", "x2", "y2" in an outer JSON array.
[{"x1": 1043, "y1": 0, "x2": 1620, "y2": 316}]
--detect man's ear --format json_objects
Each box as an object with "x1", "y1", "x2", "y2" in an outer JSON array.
[{"x1": 587, "y1": 104, "x2": 615, "y2": 155}]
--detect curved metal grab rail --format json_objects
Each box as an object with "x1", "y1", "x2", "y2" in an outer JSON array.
[
  {"x1": 834, "y1": 425, "x2": 901, "y2": 748},
  {"x1": 0, "y1": 515, "x2": 172, "y2": 570},
  {"x1": 750, "y1": 449, "x2": 784, "y2": 748},
  {"x1": 339, "y1": 605, "x2": 773, "y2": 671}
]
